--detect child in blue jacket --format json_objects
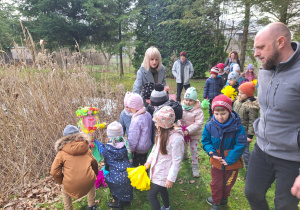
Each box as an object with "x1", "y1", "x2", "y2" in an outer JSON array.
[
  {"x1": 203, "y1": 67, "x2": 223, "y2": 121},
  {"x1": 201, "y1": 94, "x2": 247, "y2": 210}
]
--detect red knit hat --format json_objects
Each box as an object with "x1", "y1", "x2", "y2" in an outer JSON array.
[
  {"x1": 180, "y1": 51, "x2": 187, "y2": 57},
  {"x1": 239, "y1": 82, "x2": 256, "y2": 97},
  {"x1": 210, "y1": 67, "x2": 219, "y2": 76},
  {"x1": 216, "y1": 63, "x2": 225, "y2": 70},
  {"x1": 212, "y1": 94, "x2": 232, "y2": 113}
]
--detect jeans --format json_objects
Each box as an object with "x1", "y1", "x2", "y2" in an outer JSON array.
[
  {"x1": 148, "y1": 182, "x2": 169, "y2": 210},
  {"x1": 245, "y1": 143, "x2": 300, "y2": 210},
  {"x1": 176, "y1": 83, "x2": 190, "y2": 102}
]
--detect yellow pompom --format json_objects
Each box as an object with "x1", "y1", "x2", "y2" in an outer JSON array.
[
  {"x1": 127, "y1": 166, "x2": 150, "y2": 191},
  {"x1": 221, "y1": 85, "x2": 238, "y2": 100}
]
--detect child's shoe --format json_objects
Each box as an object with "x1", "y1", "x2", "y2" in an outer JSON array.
[
  {"x1": 206, "y1": 197, "x2": 228, "y2": 206},
  {"x1": 211, "y1": 203, "x2": 221, "y2": 210},
  {"x1": 161, "y1": 205, "x2": 171, "y2": 210},
  {"x1": 88, "y1": 204, "x2": 97, "y2": 210},
  {"x1": 192, "y1": 164, "x2": 200, "y2": 178},
  {"x1": 107, "y1": 199, "x2": 123, "y2": 209}
]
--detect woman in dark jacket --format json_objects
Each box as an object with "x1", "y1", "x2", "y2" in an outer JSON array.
[{"x1": 224, "y1": 51, "x2": 241, "y2": 69}]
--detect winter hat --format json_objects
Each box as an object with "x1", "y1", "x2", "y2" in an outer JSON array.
[
  {"x1": 150, "y1": 83, "x2": 169, "y2": 106},
  {"x1": 247, "y1": 64, "x2": 254, "y2": 70},
  {"x1": 107, "y1": 121, "x2": 123, "y2": 138},
  {"x1": 127, "y1": 94, "x2": 144, "y2": 110},
  {"x1": 184, "y1": 87, "x2": 197, "y2": 101},
  {"x1": 232, "y1": 64, "x2": 241, "y2": 72},
  {"x1": 212, "y1": 94, "x2": 232, "y2": 113},
  {"x1": 63, "y1": 125, "x2": 80, "y2": 136},
  {"x1": 210, "y1": 67, "x2": 219, "y2": 76},
  {"x1": 124, "y1": 92, "x2": 132, "y2": 106},
  {"x1": 216, "y1": 63, "x2": 225, "y2": 70},
  {"x1": 153, "y1": 106, "x2": 175, "y2": 129},
  {"x1": 228, "y1": 71, "x2": 239, "y2": 81},
  {"x1": 239, "y1": 82, "x2": 256, "y2": 97},
  {"x1": 180, "y1": 51, "x2": 187, "y2": 57},
  {"x1": 142, "y1": 82, "x2": 155, "y2": 100}
]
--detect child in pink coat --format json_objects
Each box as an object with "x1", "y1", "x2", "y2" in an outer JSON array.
[
  {"x1": 145, "y1": 106, "x2": 184, "y2": 210},
  {"x1": 179, "y1": 87, "x2": 204, "y2": 177}
]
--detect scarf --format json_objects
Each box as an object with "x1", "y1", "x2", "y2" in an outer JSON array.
[
  {"x1": 212, "y1": 115, "x2": 233, "y2": 129},
  {"x1": 182, "y1": 102, "x2": 194, "y2": 110},
  {"x1": 132, "y1": 107, "x2": 146, "y2": 120},
  {"x1": 150, "y1": 67, "x2": 159, "y2": 83}
]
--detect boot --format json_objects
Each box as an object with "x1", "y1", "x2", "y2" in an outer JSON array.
[
  {"x1": 107, "y1": 198, "x2": 123, "y2": 209},
  {"x1": 192, "y1": 164, "x2": 200, "y2": 178},
  {"x1": 87, "y1": 204, "x2": 97, "y2": 210},
  {"x1": 211, "y1": 203, "x2": 221, "y2": 210},
  {"x1": 161, "y1": 205, "x2": 171, "y2": 210},
  {"x1": 206, "y1": 197, "x2": 227, "y2": 206}
]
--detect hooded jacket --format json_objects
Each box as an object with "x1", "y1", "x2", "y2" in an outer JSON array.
[
  {"x1": 254, "y1": 42, "x2": 300, "y2": 162},
  {"x1": 179, "y1": 100, "x2": 204, "y2": 141},
  {"x1": 50, "y1": 133, "x2": 98, "y2": 199},
  {"x1": 203, "y1": 76, "x2": 223, "y2": 99},
  {"x1": 133, "y1": 66, "x2": 166, "y2": 95},
  {"x1": 201, "y1": 111, "x2": 247, "y2": 167},
  {"x1": 172, "y1": 59, "x2": 194, "y2": 85},
  {"x1": 146, "y1": 127, "x2": 184, "y2": 187},
  {"x1": 233, "y1": 97, "x2": 259, "y2": 137}
]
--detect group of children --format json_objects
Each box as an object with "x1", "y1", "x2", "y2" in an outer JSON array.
[{"x1": 50, "y1": 62, "x2": 259, "y2": 210}]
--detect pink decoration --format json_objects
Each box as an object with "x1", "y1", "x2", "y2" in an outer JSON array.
[
  {"x1": 181, "y1": 125, "x2": 191, "y2": 144},
  {"x1": 82, "y1": 115, "x2": 97, "y2": 128},
  {"x1": 95, "y1": 170, "x2": 107, "y2": 189}
]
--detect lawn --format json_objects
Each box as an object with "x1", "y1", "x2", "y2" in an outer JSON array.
[{"x1": 50, "y1": 69, "x2": 275, "y2": 210}]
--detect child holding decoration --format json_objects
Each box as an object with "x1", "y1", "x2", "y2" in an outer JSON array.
[
  {"x1": 201, "y1": 95, "x2": 247, "y2": 210},
  {"x1": 76, "y1": 107, "x2": 107, "y2": 162},
  {"x1": 233, "y1": 82, "x2": 259, "y2": 175},
  {"x1": 50, "y1": 125, "x2": 98, "y2": 210},
  {"x1": 179, "y1": 87, "x2": 204, "y2": 177},
  {"x1": 127, "y1": 94, "x2": 153, "y2": 167},
  {"x1": 222, "y1": 71, "x2": 239, "y2": 103},
  {"x1": 145, "y1": 106, "x2": 184, "y2": 210},
  {"x1": 103, "y1": 121, "x2": 133, "y2": 209},
  {"x1": 203, "y1": 67, "x2": 223, "y2": 121}
]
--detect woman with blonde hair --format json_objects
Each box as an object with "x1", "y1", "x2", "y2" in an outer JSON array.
[
  {"x1": 224, "y1": 51, "x2": 241, "y2": 69},
  {"x1": 133, "y1": 46, "x2": 169, "y2": 95}
]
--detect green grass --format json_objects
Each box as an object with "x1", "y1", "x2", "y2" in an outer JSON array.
[{"x1": 40, "y1": 70, "x2": 276, "y2": 210}]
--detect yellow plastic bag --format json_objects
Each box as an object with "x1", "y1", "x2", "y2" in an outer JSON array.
[{"x1": 127, "y1": 165, "x2": 150, "y2": 191}]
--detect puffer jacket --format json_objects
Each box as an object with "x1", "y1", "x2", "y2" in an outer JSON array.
[
  {"x1": 233, "y1": 97, "x2": 259, "y2": 137},
  {"x1": 119, "y1": 109, "x2": 132, "y2": 137},
  {"x1": 172, "y1": 59, "x2": 194, "y2": 85},
  {"x1": 203, "y1": 76, "x2": 223, "y2": 99},
  {"x1": 133, "y1": 66, "x2": 166, "y2": 95},
  {"x1": 179, "y1": 100, "x2": 204, "y2": 141},
  {"x1": 254, "y1": 42, "x2": 300, "y2": 162},
  {"x1": 50, "y1": 133, "x2": 98, "y2": 199},
  {"x1": 201, "y1": 111, "x2": 247, "y2": 167},
  {"x1": 146, "y1": 127, "x2": 184, "y2": 187},
  {"x1": 128, "y1": 111, "x2": 152, "y2": 154}
]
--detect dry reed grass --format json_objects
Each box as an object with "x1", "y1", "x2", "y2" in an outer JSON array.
[{"x1": 0, "y1": 23, "x2": 126, "y2": 204}]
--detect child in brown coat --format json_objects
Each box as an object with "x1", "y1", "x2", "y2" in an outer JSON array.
[{"x1": 50, "y1": 125, "x2": 98, "y2": 210}]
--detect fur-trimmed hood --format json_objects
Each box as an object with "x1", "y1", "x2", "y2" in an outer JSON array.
[
  {"x1": 55, "y1": 133, "x2": 91, "y2": 154},
  {"x1": 238, "y1": 96, "x2": 259, "y2": 109}
]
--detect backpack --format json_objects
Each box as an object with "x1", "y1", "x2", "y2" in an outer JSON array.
[{"x1": 154, "y1": 99, "x2": 183, "y2": 122}]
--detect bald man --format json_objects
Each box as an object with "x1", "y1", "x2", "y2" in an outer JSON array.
[{"x1": 244, "y1": 22, "x2": 300, "y2": 210}]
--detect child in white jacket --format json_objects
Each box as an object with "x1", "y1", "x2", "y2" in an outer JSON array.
[
  {"x1": 179, "y1": 87, "x2": 204, "y2": 178},
  {"x1": 145, "y1": 106, "x2": 184, "y2": 210}
]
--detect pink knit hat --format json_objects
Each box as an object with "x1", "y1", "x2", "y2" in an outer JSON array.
[
  {"x1": 124, "y1": 92, "x2": 132, "y2": 106},
  {"x1": 153, "y1": 106, "x2": 175, "y2": 129},
  {"x1": 127, "y1": 94, "x2": 144, "y2": 110}
]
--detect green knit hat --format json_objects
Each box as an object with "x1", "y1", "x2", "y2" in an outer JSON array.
[{"x1": 184, "y1": 87, "x2": 197, "y2": 101}]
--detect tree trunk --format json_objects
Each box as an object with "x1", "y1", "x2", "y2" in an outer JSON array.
[
  {"x1": 279, "y1": 0, "x2": 289, "y2": 24},
  {"x1": 119, "y1": 1, "x2": 124, "y2": 77},
  {"x1": 240, "y1": 0, "x2": 251, "y2": 72}
]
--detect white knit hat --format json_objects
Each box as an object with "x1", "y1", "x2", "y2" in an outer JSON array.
[{"x1": 107, "y1": 121, "x2": 123, "y2": 138}]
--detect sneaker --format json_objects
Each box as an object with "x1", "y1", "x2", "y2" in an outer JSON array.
[
  {"x1": 192, "y1": 164, "x2": 200, "y2": 178},
  {"x1": 161, "y1": 205, "x2": 171, "y2": 210},
  {"x1": 211, "y1": 203, "x2": 221, "y2": 210},
  {"x1": 206, "y1": 197, "x2": 227, "y2": 206},
  {"x1": 88, "y1": 204, "x2": 97, "y2": 210}
]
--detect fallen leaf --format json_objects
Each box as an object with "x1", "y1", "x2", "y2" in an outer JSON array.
[
  {"x1": 180, "y1": 189, "x2": 185, "y2": 192},
  {"x1": 189, "y1": 180, "x2": 195, "y2": 184}
]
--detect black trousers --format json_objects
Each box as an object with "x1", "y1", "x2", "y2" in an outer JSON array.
[
  {"x1": 132, "y1": 152, "x2": 148, "y2": 167},
  {"x1": 208, "y1": 99, "x2": 213, "y2": 118},
  {"x1": 176, "y1": 83, "x2": 190, "y2": 102},
  {"x1": 245, "y1": 143, "x2": 300, "y2": 210},
  {"x1": 148, "y1": 182, "x2": 169, "y2": 210}
]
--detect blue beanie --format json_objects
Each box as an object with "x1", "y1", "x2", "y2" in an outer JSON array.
[
  {"x1": 247, "y1": 64, "x2": 254, "y2": 70},
  {"x1": 63, "y1": 125, "x2": 80, "y2": 136}
]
